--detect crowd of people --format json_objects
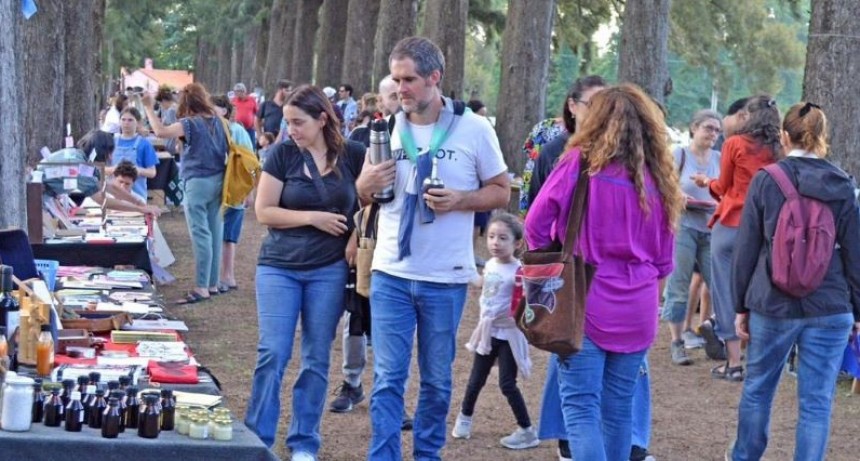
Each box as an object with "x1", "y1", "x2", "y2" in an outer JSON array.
[{"x1": 83, "y1": 32, "x2": 859, "y2": 461}]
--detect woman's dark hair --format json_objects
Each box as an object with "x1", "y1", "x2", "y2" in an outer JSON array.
[
  {"x1": 77, "y1": 129, "x2": 115, "y2": 163},
  {"x1": 120, "y1": 107, "x2": 142, "y2": 122},
  {"x1": 736, "y1": 94, "x2": 783, "y2": 158},
  {"x1": 562, "y1": 75, "x2": 607, "y2": 134},
  {"x1": 467, "y1": 99, "x2": 485, "y2": 114},
  {"x1": 210, "y1": 94, "x2": 234, "y2": 119},
  {"x1": 489, "y1": 212, "x2": 523, "y2": 241},
  {"x1": 177, "y1": 82, "x2": 216, "y2": 118},
  {"x1": 113, "y1": 94, "x2": 128, "y2": 112},
  {"x1": 286, "y1": 85, "x2": 345, "y2": 176},
  {"x1": 259, "y1": 132, "x2": 275, "y2": 146},
  {"x1": 112, "y1": 160, "x2": 139, "y2": 181},
  {"x1": 155, "y1": 86, "x2": 175, "y2": 103}
]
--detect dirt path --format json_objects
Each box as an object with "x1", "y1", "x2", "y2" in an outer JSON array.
[{"x1": 156, "y1": 210, "x2": 860, "y2": 461}]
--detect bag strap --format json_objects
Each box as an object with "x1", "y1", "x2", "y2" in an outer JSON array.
[
  {"x1": 301, "y1": 150, "x2": 332, "y2": 204},
  {"x1": 763, "y1": 163, "x2": 798, "y2": 200},
  {"x1": 218, "y1": 117, "x2": 234, "y2": 149},
  {"x1": 678, "y1": 148, "x2": 686, "y2": 175},
  {"x1": 357, "y1": 202, "x2": 380, "y2": 240},
  {"x1": 560, "y1": 155, "x2": 591, "y2": 258}
]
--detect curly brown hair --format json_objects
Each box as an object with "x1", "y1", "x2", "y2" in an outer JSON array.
[
  {"x1": 563, "y1": 84, "x2": 684, "y2": 229},
  {"x1": 177, "y1": 83, "x2": 216, "y2": 118}
]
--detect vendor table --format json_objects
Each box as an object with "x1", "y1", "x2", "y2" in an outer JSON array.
[
  {"x1": 0, "y1": 421, "x2": 280, "y2": 461},
  {"x1": 32, "y1": 241, "x2": 152, "y2": 275}
]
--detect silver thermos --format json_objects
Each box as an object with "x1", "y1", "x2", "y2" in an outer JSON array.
[{"x1": 368, "y1": 118, "x2": 395, "y2": 203}]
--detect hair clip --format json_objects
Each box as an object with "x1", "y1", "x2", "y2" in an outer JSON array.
[{"x1": 799, "y1": 102, "x2": 821, "y2": 117}]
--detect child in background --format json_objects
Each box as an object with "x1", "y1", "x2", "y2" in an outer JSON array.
[
  {"x1": 451, "y1": 213, "x2": 538, "y2": 450},
  {"x1": 258, "y1": 132, "x2": 275, "y2": 165}
]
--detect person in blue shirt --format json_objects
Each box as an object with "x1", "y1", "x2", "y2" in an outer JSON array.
[{"x1": 108, "y1": 107, "x2": 159, "y2": 199}]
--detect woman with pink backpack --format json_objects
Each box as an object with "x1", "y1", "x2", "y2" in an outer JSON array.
[{"x1": 728, "y1": 103, "x2": 860, "y2": 461}]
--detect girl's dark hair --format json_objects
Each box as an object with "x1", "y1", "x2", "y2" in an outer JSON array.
[
  {"x1": 736, "y1": 94, "x2": 783, "y2": 158},
  {"x1": 120, "y1": 107, "x2": 142, "y2": 122},
  {"x1": 177, "y1": 82, "x2": 217, "y2": 118},
  {"x1": 260, "y1": 132, "x2": 275, "y2": 145},
  {"x1": 562, "y1": 75, "x2": 607, "y2": 134},
  {"x1": 782, "y1": 102, "x2": 828, "y2": 156},
  {"x1": 77, "y1": 129, "x2": 115, "y2": 163},
  {"x1": 210, "y1": 94, "x2": 234, "y2": 119},
  {"x1": 155, "y1": 86, "x2": 175, "y2": 103},
  {"x1": 489, "y1": 212, "x2": 524, "y2": 241},
  {"x1": 113, "y1": 94, "x2": 128, "y2": 112},
  {"x1": 467, "y1": 99, "x2": 485, "y2": 114},
  {"x1": 286, "y1": 85, "x2": 345, "y2": 176}
]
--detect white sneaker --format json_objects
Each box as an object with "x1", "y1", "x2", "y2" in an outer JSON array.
[
  {"x1": 682, "y1": 329, "x2": 706, "y2": 349},
  {"x1": 451, "y1": 413, "x2": 472, "y2": 439},
  {"x1": 291, "y1": 451, "x2": 315, "y2": 461},
  {"x1": 500, "y1": 425, "x2": 540, "y2": 449}
]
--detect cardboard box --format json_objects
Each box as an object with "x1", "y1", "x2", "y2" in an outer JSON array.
[{"x1": 147, "y1": 189, "x2": 165, "y2": 207}]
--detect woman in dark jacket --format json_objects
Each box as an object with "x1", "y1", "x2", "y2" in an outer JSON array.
[{"x1": 729, "y1": 103, "x2": 860, "y2": 461}]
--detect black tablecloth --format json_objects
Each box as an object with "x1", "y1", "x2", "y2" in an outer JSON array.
[
  {"x1": 32, "y1": 242, "x2": 152, "y2": 275},
  {"x1": 0, "y1": 420, "x2": 281, "y2": 461}
]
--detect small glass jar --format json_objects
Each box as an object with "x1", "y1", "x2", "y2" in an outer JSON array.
[
  {"x1": 1, "y1": 375, "x2": 35, "y2": 432},
  {"x1": 175, "y1": 405, "x2": 190, "y2": 436},
  {"x1": 188, "y1": 415, "x2": 208, "y2": 440},
  {"x1": 211, "y1": 417, "x2": 232, "y2": 441}
]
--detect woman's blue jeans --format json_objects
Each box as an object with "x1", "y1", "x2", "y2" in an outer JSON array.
[
  {"x1": 556, "y1": 337, "x2": 648, "y2": 461},
  {"x1": 367, "y1": 271, "x2": 467, "y2": 461},
  {"x1": 244, "y1": 261, "x2": 347, "y2": 455},
  {"x1": 732, "y1": 311, "x2": 853, "y2": 461},
  {"x1": 182, "y1": 173, "x2": 223, "y2": 288},
  {"x1": 662, "y1": 225, "x2": 712, "y2": 323}
]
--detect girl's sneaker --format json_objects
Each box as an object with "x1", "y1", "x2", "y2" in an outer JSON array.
[
  {"x1": 500, "y1": 425, "x2": 539, "y2": 449},
  {"x1": 451, "y1": 413, "x2": 472, "y2": 439}
]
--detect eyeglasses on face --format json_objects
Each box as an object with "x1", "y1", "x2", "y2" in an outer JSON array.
[{"x1": 699, "y1": 125, "x2": 721, "y2": 134}]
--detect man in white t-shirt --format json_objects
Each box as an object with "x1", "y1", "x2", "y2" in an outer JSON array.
[{"x1": 356, "y1": 36, "x2": 510, "y2": 461}]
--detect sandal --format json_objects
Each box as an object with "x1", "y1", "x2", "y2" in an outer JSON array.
[
  {"x1": 711, "y1": 362, "x2": 745, "y2": 382},
  {"x1": 176, "y1": 291, "x2": 210, "y2": 305},
  {"x1": 216, "y1": 282, "x2": 233, "y2": 293}
]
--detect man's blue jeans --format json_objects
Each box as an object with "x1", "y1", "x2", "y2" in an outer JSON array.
[
  {"x1": 183, "y1": 173, "x2": 223, "y2": 288},
  {"x1": 557, "y1": 337, "x2": 648, "y2": 461},
  {"x1": 662, "y1": 225, "x2": 712, "y2": 323},
  {"x1": 539, "y1": 352, "x2": 652, "y2": 448},
  {"x1": 245, "y1": 261, "x2": 347, "y2": 455},
  {"x1": 368, "y1": 271, "x2": 467, "y2": 461},
  {"x1": 732, "y1": 311, "x2": 853, "y2": 461}
]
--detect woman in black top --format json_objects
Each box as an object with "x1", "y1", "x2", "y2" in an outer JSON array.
[{"x1": 244, "y1": 85, "x2": 365, "y2": 460}]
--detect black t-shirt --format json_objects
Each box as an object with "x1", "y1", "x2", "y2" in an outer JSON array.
[
  {"x1": 257, "y1": 140, "x2": 366, "y2": 270},
  {"x1": 257, "y1": 100, "x2": 284, "y2": 137},
  {"x1": 528, "y1": 132, "x2": 570, "y2": 207}
]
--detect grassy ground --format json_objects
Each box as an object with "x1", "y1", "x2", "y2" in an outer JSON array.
[{"x1": 156, "y1": 209, "x2": 860, "y2": 461}]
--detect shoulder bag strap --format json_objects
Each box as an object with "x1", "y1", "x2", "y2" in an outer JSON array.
[
  {"x1": 560, "y1": 156, "x2": 591, "y2": 258},
  {"x1": 301, "y1": 150, "x2": 332, "y2": 204},
  {"x1": 679, "y1": 148, "x2": 686, "y2": 175}
]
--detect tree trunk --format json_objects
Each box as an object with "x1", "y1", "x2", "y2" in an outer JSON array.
[
  {"x1": 422, "y1": 0, "x2": 468, "y2": 100},
  {"x1": 264, "y1": 0, "x2": 296, "y2": 92},
  {"x1": 0, "y1": 1, "x2": 26, "y2": 229},
  {"x1": 291, "y1": 0, "x2": 324, "y2": 84},
  {"x1": 254, "y1": 12, "x2": 270, "y2": 92},
  {"x1": 216, "y1": 41, "x2": 233, "y2": 94},
  {"x1": 373, "y1": 0, "x2": 418, "y2": 87},
  {"x1": 242, "y1": 24, "x2": 259, "y2": 88},
  {"x1": 231, "y1": 38, "x2": 244, "y2": 88},
  {"x1": 316, "y1": 0, "x2": 350, "y2": 88},
  {"x1": 64, "y1": 1, "x2": 100, "y2": 139},
  {"x1": 803, "y1": 0, "x2": 860, "y2": 178},
  {"x1": 194, "y1": 37, "x2": 211, "y2": 88},
  {"x1": 20, "y1": 0, "x2": 65, "y2": 166},
  {"x1": 342, "y1": 0, "x2": 380, "y2": 94},
  {"x1": 495, "y1": 0, "x2": 555, "y2": 175},
  {"x1": 93, "y1": 0, "x2": 106, "y2": 121},
  {"x1": 617, "y1": 0, "x2": 671, "y2": 104}
]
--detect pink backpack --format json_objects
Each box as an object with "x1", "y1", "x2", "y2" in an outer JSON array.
[{"x1": 764, "y1": 164, "x2": 836, "y2": 297}]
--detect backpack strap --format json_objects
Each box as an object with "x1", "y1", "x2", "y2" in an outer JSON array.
[{"x1": 763, "y1": 163, "x2": 798, "y2": 200}]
